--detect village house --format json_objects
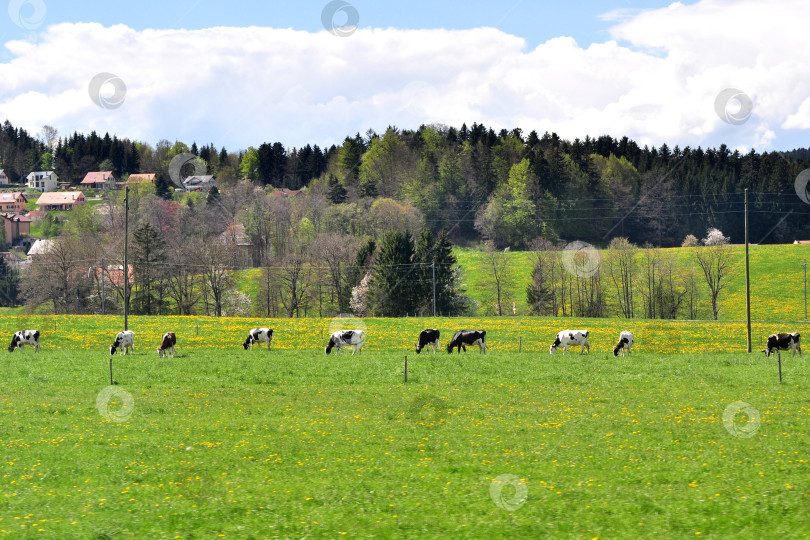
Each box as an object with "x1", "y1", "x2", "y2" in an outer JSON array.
[
  {"x1": 182, "y1": 175, "x2": 215, "y2": 192},
  {"x1": 35, "y1": 191, "x2": 87, "y2": 211},
  {"x1": 0, "y1": 192, "x2": 27, "y2": 212},
  {"x1": 27, "y1": 238, "x2": 54, "y2": 260},
  {"x1": 0, "y1": 169, "x2": 9, "y2": 184},
  {"x1": 80, "y1": 171, "x2": 118, "y2": 190},
  {"x1": 26, "y1": 171, "x2": 58, "y2": 192},
  {"x1": 1, "y1": 212, "x2": 31, "y2": 246}
]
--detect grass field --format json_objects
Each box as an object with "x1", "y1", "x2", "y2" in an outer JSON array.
[
  {"x1": 2, "y1": 315, "x2": 810, "y2": 537},
  {"x1": 455, "y1": 243, "x2": 810, "y2": 320}
]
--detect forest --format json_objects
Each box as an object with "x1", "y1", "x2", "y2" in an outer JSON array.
[{"x1": 0, "y1": 119, "x2": 808, "y2": 318}]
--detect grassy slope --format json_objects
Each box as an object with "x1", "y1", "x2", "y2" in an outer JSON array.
[
  {"x1": 455, "y1": 244, "x2": 810, "y2": 321},
  {"x1": 1, "y1": 315, "x2": 810, "y2": 537}
]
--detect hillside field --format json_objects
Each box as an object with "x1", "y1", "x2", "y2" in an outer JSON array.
[
  {"x1": 1, "y1": 315, "x2": 810, "y2": 537},
  {"x1": 455, "y1": 243, "x2": 810, "y2": 320}
]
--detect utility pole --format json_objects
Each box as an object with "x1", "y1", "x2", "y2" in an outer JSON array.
[
  {"x1": 432, "y1": 261, "x2": 436, "y2": 317},
  {"x1": 745, "y1": 189, "x2": 752, "y2": 352},
  {"x1": 101, "y1": 257, "x2": 105, "y2": 315},
  {"x1": 802, "y1": 259, "x2": 807, "y2": 321},
  {"x1": 123, "y1": 187, "x2": 129, "y2": 330}
]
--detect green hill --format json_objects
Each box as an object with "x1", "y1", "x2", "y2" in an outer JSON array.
[{"x1": 455, "y1": 244, "x2": 810, "y2": 321}]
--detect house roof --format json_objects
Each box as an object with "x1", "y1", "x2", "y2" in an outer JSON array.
[
  {"x1": 28, "y1": 239, "x2": 55, "y2": 256},
  {"x1": 1, "y1": 212, "x2": 32, "y2": 223},
  {"x1": 126, "y1": 173, "x2": 156, "y2": 184},
  {"x1": 81, "y1": 171, "x2": 115, "y2": 184},
  {"x1": 0, "y1": 251, "x2": 23, "y2": 263},
  {"x1": 27, "y1": 171, "x2": 56, "y2": 177},
  {"x1": 35, "y1": 191, "x2": 86, "y2": 206},
  {"x1": 270, "y1": 188, "x2": 302, "y2": 197},
  {"x1": 0, "y1": 192, "x2": 26, "y2": 203},
  {"x1": 183, "y1": 175, "x2": 215, "y2": 185}
]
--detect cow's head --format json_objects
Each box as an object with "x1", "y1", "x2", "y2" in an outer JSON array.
[
  {"x1": 550, "y1": 337, "x2": 561, "y2": 355},
  {"x1": 8, "y1": 334, "x2": 19, "y2": 352},
  {"x1": 110, "y1": 335, "x2": 122, "y2": 355},
  {"x1": 325, "y1": 337, "x2": 336, "y2": 354}
]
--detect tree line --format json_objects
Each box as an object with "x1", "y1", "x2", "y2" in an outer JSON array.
[{"x1": 1, "y1": 119, "x2": 809, "y2": 247}]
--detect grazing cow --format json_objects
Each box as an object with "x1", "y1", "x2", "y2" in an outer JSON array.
[
  {"x1": 550, "y1": 330, "x2": 590, "y2": 355},
  {"x1": 446, "y1": 330, "x2": 487, "y2": 354},
  {"x1": 764, "y1": 333, "x2": 801, "y2": 357},
  {"x1": 325, "y1": 330, "x2": 366, "y2": 355},
  {"x1": 157, "y1": 332, "x2": 177, "y2": 358},
  {"x1": 243, "y1": 328, "x2": 274, "y2": 350},
  {"x1": 416, "y1": 329, "x2": 440, "y2": 354},
  {"x1": 110, "y1": 330, "x2": 135, "y2": 355},
  {"x1": 613, "y1": 331, "x2": 634, "y2": 357},
  {"x1": 8, "y1": 330, "x2": 40, "y2": 353}
]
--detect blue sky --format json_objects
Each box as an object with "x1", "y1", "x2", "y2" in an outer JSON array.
[
  {"x1": 1, "y1": 0, "x2": 808, "y2": 153},
  {"x1": 0, "y1": 1, "x2": 676, "y2": 49}
]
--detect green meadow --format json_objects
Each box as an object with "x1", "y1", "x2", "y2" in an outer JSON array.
[
  {"x1": 455, "y1": 243, "x2": 810, "y2": 320},
  {"x1": 1, "y1": 315, "x2": 810, "y2": 538}
]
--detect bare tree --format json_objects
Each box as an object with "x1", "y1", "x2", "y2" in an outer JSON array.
[
  {"x1": 198, "y1": 241, "x2": 232, "y2": 316},
  {"x1": 605, "y1": 237, "x2": 636, "y2": 318},
  {"x1": 22, "y1": 234, "x2": 95, "y2": 314},
  {"x1": 693, "y1": 230, "x2": 735, "y2": 320},
  {"x1": 315, "y1": 232, "x2": 358, "y2": 313},
  {"x1": 484, "y1": 244, "x2": 512, "y2": 316},
  {"x1": 278, "y1": 253, "x2": 310, "y2": 317},
  {"x1": 526, "y1": 237, "x2": 559, "y2": 316}
]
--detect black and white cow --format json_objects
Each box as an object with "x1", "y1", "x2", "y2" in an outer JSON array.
[
  {"x1": 110, "y1": 330, "x2": 135, "y2": 355},
  {"x1": 613, "y1": 331, "x2": 633, "y2": 357},
  {"x1": 550, "y1": 330, "x2": 590, "y2": 354},
  {"x1": 243, "y1": 328, "x2": 273, "y2": 350},
  {"x1": 416, "y1": 329, "x2": 440, "y2": 354},
  {"x1": 764, "y1": 332, "x2": 801, "y2": 357},
  {"x1": 325, "y1": 330, "x2": 366, "y2": 355},
  {"x1": 157, "y1": 332, "x2": 177, "y2": 358},
  {"x1": 446, "y1": 330, "x2": 486, "y2": 354},
  {"x1": 8, "y1": 330, "x2": 40, "y2": 353}
]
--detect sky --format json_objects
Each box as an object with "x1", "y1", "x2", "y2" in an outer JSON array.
[{"x1": 0, "y1": 0, "x2": 808, "y2": 153}]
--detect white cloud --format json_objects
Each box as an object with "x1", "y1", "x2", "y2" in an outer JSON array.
[{"x1": 0, "y1": 0, "x2": 808, "y2": 151}]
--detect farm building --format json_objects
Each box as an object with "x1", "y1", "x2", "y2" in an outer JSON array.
[{"x1": 125, "y1": 173, "x2": 157, "y2": 186}]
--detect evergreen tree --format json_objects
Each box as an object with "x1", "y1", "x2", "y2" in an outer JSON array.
[
  {"x1": 413, "y1": 228, "x2": 467, "y2": 315},
  {"x1": 0, "y1": 255, "x2": 20, "y2": 307},
  {"x1": 326, "y1": 174, "x2": 347, "y2": 204},
  {"x1": 154, "y1": 172, "x2": 173, "y2": 200},
  {"x1": 369, "y1": 231, "x2": 418, "y2": 316},
  {"x1": 207, "y1": 185, "x2": 221, "y2": 205},
  {"x1": 132, "y1": 222, "x2": 166, "y2": 315}
]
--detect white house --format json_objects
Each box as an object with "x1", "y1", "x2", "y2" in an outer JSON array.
[
  {"x1": 26, "y1": 171, "x2": 58, "y2": 192},
  {"x1": 0, "y1": 169, "x2": 9, "y2": 184}
]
